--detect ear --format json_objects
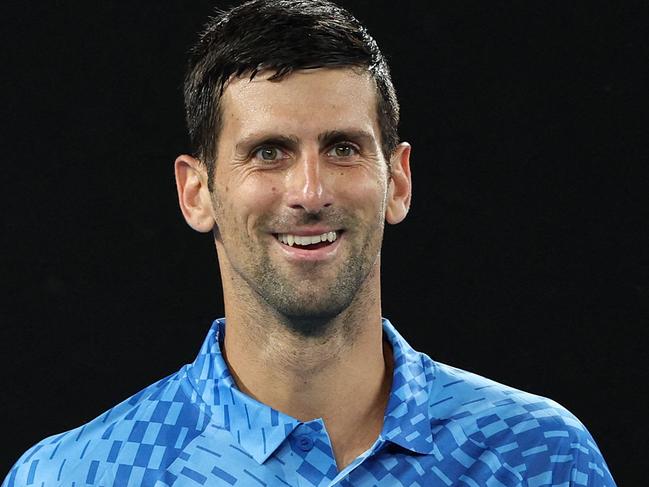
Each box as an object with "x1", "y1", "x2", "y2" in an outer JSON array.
[
  {"x1": 385, "y1": 142, "x2": 412, "y2": 224},
  {"x1": 174, "y1": 154, "x2": 215, "y2": 233}
]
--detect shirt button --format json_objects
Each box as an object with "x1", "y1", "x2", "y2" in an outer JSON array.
[{"x1": 296, "y1": 435, "x2": 314, "y2": 451}]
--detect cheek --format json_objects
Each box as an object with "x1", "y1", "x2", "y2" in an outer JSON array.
[
  {"x1": 218, "y1": 179, "x2": 280, "y2": 231},
  {"x1": 335, "y1": 169, "x2": 388, "y2": 214}
]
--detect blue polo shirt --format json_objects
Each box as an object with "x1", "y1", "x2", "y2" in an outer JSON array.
[{"x1": 4, "y1": 318, "x2": 615, "y2": 486}]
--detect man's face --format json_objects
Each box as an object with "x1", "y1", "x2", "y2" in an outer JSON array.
[{"x1": 209, "y1": 68, "x2": 405, "y2": 333}]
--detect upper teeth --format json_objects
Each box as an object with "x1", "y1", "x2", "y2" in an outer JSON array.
[{"x1": 278, "y1": 231, "x2": 337, "y2": 246}]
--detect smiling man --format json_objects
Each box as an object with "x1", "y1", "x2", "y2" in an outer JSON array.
[{"x1": 4, "y1": 1, "x2": 616, "y2": 486}]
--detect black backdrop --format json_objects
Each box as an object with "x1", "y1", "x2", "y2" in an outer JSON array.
[{"x1": 1, "y1": 1, "x2": 646, "y2": 483}]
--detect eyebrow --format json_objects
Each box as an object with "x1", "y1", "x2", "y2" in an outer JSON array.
[
  {"x1": 235, "y1": 134, "x2": 300, "y2": 154},
  {"x1": 234, "y1": 129, "x2": 377, "y2": 154},
  {"x1": 317, "y1": 129, "x2": 376, "y2": 148}
]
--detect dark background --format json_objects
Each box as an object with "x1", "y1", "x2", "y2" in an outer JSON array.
[{"x1": 1, "y1": 1, "x2": 646, "y2": 483}]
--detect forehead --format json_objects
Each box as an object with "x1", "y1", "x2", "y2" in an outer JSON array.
[{"x1": 219, "y1": 68, "x2": 379, "y2": 140}]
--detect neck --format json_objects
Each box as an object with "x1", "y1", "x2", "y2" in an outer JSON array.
[{"x1": 220, "y1": 264, "x2": 392, "y2": 470}]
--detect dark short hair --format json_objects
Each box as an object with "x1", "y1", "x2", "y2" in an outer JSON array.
[{"x1": 183, "y1": 0, "x2": 400, "y2": 189}]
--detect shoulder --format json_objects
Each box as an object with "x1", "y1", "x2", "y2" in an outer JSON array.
[
  {"x1": 427, "y1": 359, "x2": 581, "y2": 429},
  {"x1": 384, "y1": 321, "x2": 590, "y2": 442},
  {"x1": 424, "y1": 358, "x2": 615, "y2": 484},
  {"x1": 3, "y1": 369, "x2": 192, "y2": 486}
]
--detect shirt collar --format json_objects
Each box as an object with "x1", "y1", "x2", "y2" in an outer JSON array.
[
  {"x1": 380, "y1": 318, "x2": 435, "y2": 455},
  {"x1": 185, "y1": 318, "x2": 300, "y2": 464},
  {"x1": 185, "y1": 318, "x2": 434, "y2": 464}
]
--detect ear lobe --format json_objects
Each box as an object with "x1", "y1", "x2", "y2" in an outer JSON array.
[
  {"x1": 174, "y1": 154, "x2": 215, "y2": 233},
  {"x1": 385, "y1": 142, "x2": 412, "y2": 225}
]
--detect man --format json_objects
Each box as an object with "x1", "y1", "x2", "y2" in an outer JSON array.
[{"x1": 4, "y1": 1, "x2": 615, "y2": 486}]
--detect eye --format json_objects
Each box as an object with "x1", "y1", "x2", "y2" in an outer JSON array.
[
  {"x1": 253, "y1": 146, "x2": 289, "y2": 162},
  {"x1": 327, "y1": 143, "x2": 359, "y2": 158}
]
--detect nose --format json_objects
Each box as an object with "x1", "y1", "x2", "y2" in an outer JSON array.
[{"x1": 284, "y1": 151, "x2": 333, "y2": 213}]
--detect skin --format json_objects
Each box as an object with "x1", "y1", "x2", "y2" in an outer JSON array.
[{"x1": 174, "y1": 67, "x2": 412, "y2": 470}]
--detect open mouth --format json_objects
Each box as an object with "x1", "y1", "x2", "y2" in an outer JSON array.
[{"x1": 274, "y1": 230, "x2": 342, "y2": 250}]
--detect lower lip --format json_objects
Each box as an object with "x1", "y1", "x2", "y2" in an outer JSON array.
[{"x1": 273, "y1": 234, "x2": 343, "y2": 262}]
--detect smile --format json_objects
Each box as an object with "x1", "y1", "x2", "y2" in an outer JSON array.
[
  {"x1": 276, "y1": 231, "x2": 337, "y2": 247},
  {"x1": 274, "y1": 228, "x2": 345, "y2": 263}
]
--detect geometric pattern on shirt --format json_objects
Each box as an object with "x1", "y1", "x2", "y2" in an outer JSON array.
[{"x1": 3, "y1": 318, "x2": 616, "y2": 486}]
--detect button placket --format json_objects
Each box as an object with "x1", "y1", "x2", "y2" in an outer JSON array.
[{"x1": 296, "y1": 435, "x2": 315, "y2": 451}]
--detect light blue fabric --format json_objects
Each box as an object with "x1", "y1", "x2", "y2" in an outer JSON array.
[{"x1": 3, "y1": 318, "x2": 616, "y2": 486}]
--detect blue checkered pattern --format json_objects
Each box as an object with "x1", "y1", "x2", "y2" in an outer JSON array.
[{"x1": 4, "y1": 318, "x2": 616, "y2": 486}]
